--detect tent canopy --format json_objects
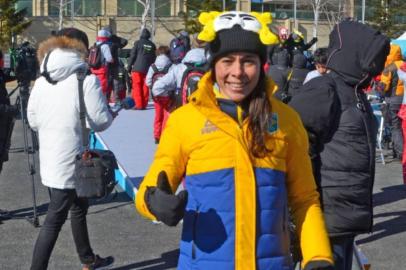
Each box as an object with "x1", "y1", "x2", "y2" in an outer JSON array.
[
  {"x1": 396, "y1": 32, "x2": 406, "y2": 40},
  {"x1": 392, "y1": 32, "x2": 406, "y2": 59}
]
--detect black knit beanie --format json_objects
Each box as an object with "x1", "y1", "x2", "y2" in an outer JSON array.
[
  {"x1": 56, "y1": 27, "x2": 89, "y2": 49},
  {"x1": 207, "y1": 24, "x2": 267, "y2": 66}
]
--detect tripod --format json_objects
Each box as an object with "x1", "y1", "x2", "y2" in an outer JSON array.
[{"x1": 9, "y1": 80, "x2": 40, "y2": 227}]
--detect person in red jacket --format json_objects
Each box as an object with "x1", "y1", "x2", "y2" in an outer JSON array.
[
  {"x1": 90, "y1": 29, "x2": 113, "y2": 98},
  {"x1": 396, "y1": 61, "x2": 406, "y2": 183}
]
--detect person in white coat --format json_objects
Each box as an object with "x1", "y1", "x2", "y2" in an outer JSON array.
[
  {"x1": 151, "y1": 47, "x2": 207, "y2": 106},
  {"x1": 145, "y1": 45, "x2": 173, "y2": 144},
  {"x1": 28, "y1": 28, "x2": 114, "y2": 270}
]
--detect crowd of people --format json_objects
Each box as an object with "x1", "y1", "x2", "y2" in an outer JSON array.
[{"x1": 0, "y1": 9, "x2": 405, "y2": 270}]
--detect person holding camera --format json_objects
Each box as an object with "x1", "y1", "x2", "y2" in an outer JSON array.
[
  {"x1": 27, "y1": 28, "x2": 114, "y2": 270},
  {"x1": 0, "y1": 50, "x2": 19, "y2": 223}
]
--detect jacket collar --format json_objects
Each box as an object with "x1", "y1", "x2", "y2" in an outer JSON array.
[{"x1": 188, "y1": 71, "x2": 277, "y2": 140}]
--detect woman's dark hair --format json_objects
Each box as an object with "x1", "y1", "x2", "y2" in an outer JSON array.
[
  {"x1": 244, "y1": 68, "x2": 272, "y2": 158},
  {"x1": 56, "y1": 27, "x2": 89, "y2": 49},
  {"x1": 313, "y1": 47, "x2": 328, "y2": 65}
]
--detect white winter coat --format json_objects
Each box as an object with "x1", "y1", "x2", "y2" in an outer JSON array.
[
  {"x1": 145, "y1": 54, "x2": 172, "y2": 96},
  {"x1": 27, "y1": 42, "x2": 113, "y2": 189},
  {"x1": 151, "y1": 48, "x2": 206, "y2": 96}
]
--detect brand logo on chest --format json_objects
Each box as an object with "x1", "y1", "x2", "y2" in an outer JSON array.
[
  {"x1": 201, "y1": 120, "x2": 218, "y2": 134},
  {"x1": 268, "y1": 113, "x2": 279, "y2": 134}
]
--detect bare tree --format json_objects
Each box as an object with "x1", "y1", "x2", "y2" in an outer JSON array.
[
  {"x1": 305, "y1": 0, "x2": 330, "y2": 39},
  {"x1": 322, "y1": 0, "x2": 346, "y2": 30},
  {"x1": 58, "y1": 0, "x2": 64, "y2": 30},
  {"x1": 301, "y1": 0, "x2": 346, "y2": 46},
  {"x1": 137, "y1": 0, "x2": 151, "y2": 30},
  {"x1": 48, "y1": 0, "x2": 75, "y2": 30}
]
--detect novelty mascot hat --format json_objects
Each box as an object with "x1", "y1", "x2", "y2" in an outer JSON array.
[{"x1": 198, "y1": 11, "x2": 278, "y2": 65}]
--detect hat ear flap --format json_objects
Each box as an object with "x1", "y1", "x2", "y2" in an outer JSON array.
[
  {"x1": 259, "y1": 28, "x2": 279, "y2": 45},
  {"x1": 198, "y1": 11, "x2": 221, "y2": 42},
  {"x1": 251, "y1": 12, "x2": 279, "y2": 45}
]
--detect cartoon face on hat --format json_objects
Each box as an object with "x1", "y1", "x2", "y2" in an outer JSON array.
[
  {"x1": 213, "y1": 12, "x2": 262, "y2": 34},
  {"x1": 198, "y1": 11, "x2": 279, "y2": 46}
]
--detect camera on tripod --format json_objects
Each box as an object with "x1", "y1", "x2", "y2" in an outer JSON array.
[
  {"x1": 6, "y1": 41, "x2": 38, "y2": 86},
  {"x1": 3, "y1": 40, "x2": 40, "y2": 227}
]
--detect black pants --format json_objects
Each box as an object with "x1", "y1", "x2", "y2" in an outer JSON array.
[
  {"x1": 389, "y1": 101, "x2": 403, "y2": 157},
  {"x1": 330, "y1": 236, "x2": 355, "y2": 270},
  {"x1": 30, "y1": 188, "x2": 94, "y2": 270}
]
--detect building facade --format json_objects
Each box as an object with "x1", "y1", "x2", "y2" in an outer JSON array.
[{"x1": 15, "y1": 0, "x2": 358, "y2": 49}]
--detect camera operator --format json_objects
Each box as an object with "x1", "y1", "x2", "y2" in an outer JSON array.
[
  {"x1": 109, "y1": 31, "x2": 128, "y2": 106},
  {"x1": 0, "y1": 49, "x2": 19, "y2": 222},
  {"x1": 27, "y1": 28, "x2": 115, "y2": 270}
]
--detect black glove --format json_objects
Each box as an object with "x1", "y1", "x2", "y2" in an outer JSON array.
[
  {"x1": 145, "y1": 171, "x2": 188, "y2": 226},
  {"x1": 304, "y1": 260, "x2": 334, "y2": 270},
  {"x1": 311, "y1": 37, "x2": 318, "y2": 43}
]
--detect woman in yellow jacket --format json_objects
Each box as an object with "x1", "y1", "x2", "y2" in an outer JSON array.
[{"x1": 136, "y1": 11, "x2": 333, "y2": 270}]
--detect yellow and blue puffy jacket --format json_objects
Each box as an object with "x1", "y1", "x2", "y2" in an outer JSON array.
[{"x1": 136, "y1": 72, "x2": 333, "y2": 270}]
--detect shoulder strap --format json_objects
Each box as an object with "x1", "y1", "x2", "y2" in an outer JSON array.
[
  {"x1": 76, "y1": 68, "x2": 89, "y2": 148},
  {"x1": 41, "y1": 51, "x2": 58, "y2": 85},
  {"x1": 282, "y1": 69, "x2": 293, "y2": 93},
  {"x1": 151, "y1": 63, "x2": 159, "y2": 73},
  {"x1": 163, "y1": 63, "x2": 172, "y2": 73}
]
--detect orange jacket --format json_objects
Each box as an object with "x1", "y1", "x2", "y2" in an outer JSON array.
[{"x1": 381, "y1": 44, "x2": 404, "y2": 96}]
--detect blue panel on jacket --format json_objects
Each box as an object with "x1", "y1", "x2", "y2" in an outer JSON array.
[
  {"x1": 179, "y1": 168, "x2": 235, "y2": 269},
  {"x1": 255, "y1": 167, "x2": 292, "y2": 269}
]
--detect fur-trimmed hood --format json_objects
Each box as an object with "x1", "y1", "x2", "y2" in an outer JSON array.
[{"x1": 37, "y1": 36, "x2": 88, "y2": 82}]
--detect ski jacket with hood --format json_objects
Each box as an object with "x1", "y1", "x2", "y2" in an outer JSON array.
[
  {"x1": 127, "y1": 29, "x2": 156, "y2": 74},
  {"x1": 151, "y1": 48, "x2": 207, "y2": 96},
  {"x1": 289, "y1": 21, "x2": 390, "y2": 237},
  {"x1": 27, "y1": 36, "x2": 113, "y2": 189},
  {"x1": 288, "y1": 52, "x2": 309, "y2": 97},
  {"x1": 267, "y1": 49, "x2": 290, "y2": 100},
  {"x1": 137, "y1": 71, "x2": 333, "y2": 270},
  {"x1": 381, "y1": 44, "x2": 404, "y2": 97},
  {"x1": 146, "y1": 54, "x2": 172, "y2": 96}
]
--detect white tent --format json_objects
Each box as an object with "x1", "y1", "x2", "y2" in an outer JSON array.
[
  {"x1": 392, "y1": 32, "x2": 406, "y2": 58},
  {"x1": 396, "y1": 32, "x2": 406, "y2": 40}
]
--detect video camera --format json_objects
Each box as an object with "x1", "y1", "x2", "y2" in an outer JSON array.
[{"x1": 6, "y1": 41, "x2": 38, "y2": 85}]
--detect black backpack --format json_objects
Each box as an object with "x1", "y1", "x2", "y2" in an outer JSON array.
[
  {"x1": 173, "y1": 64, "x2": 206, "y2": 109},
  {"x1": 88, "y1": 43, "x2": 105, "y2": 68}
]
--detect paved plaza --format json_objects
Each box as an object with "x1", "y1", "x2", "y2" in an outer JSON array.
[{"x1": 0, "y1": 98, "x2": 405, "y2": 269}]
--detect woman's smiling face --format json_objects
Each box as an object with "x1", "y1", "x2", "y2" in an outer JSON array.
[{"x1": 214, "y1": 52, "x2": 261, "y2": 103}]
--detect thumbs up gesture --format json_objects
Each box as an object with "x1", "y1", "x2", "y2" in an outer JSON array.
[{"x1": 145, "y1": 171, "x2": 188, "y2": 226}]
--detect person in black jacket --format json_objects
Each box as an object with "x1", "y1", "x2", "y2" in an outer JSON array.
[
  {"x1": 268, "y1": 27, "x2": 317, "y2": 68},
  {"x1": 0, "y1": 49, "x2": 18, "y2": 222},
  {"x1": 109, "y1": 32, "x2": 128, "y2": 105},
  {"x1": 289, "y1": 21, "x2": 390, "y2": 270},
  {"x1": 267, "y1": 49, "x2": 290, "y2": 102},
  {"x1": 0, "y1": 50, "x2": 18, "y2": 173},
  {"x1": 288, "y1": 51, "x2": 309, "y2": 97},
  {"x1": 127, "y1": 28, "x2": 156, "y2": 110}
]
